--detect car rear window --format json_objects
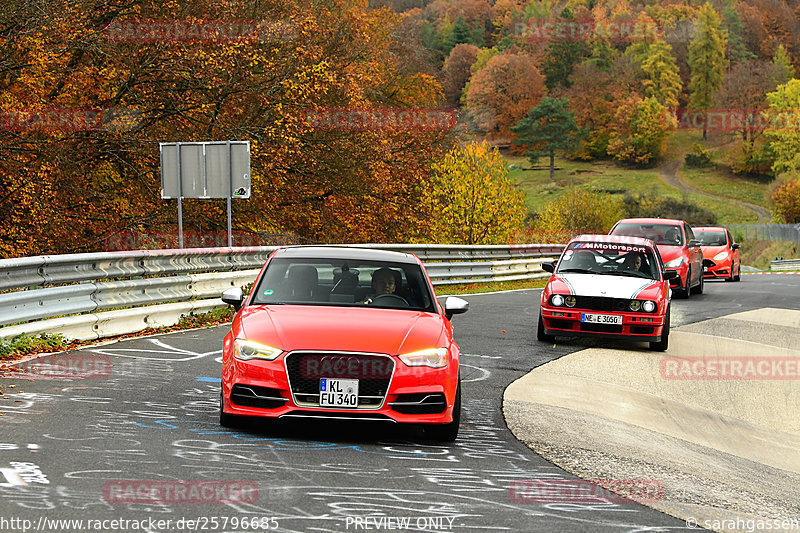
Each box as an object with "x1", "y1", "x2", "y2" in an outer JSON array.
[
  {"x1": 611, "y1": 223, "x2": 684, "y2": 246},
  {"x1": 251, "y1": 258, "x2": 436, "y2": 312}
]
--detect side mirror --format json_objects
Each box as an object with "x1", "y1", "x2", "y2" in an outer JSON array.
[
  {"x1": 732, "y1": 243, "x2": 740, "y2": 250},
  {"x1": 222, "y1": 287, "x2": 244, "y2": 310},
  {"x1": 663, "y1": 270, "x2": 680, "y2": 281},
  {"x1": 444, "y1": 296, "x2": 469, "y2": 320},
  {"x1": 542, "y1": 261, "x2": 555, "y2": 273},
  {"x1": 688, "y1": 239, "x2": 702, "y2": 248}
]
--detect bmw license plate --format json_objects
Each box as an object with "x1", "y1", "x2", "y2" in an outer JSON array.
[
  {"x1": 319, "y1": 378, "x2": 359, "y2": 407},
  {"x1": 581, "y1": 313, "x2": 622, "y2": 325}
]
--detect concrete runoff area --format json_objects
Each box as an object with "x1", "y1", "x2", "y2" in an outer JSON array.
[{"x1": 504, "y1": 308, "x2": 800, "y2": 532}]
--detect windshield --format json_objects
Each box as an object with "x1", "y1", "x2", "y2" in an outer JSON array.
[
  {"x1": 556, "y1": 241, "x2": 660, "y2": 280},
  {"x1": 694, "y1": 230, "x2": 727, "y2": 246},
  {"x1": 611, "y1": 222, "x2": 684, "y2": 246},
  {"x1": 251, "y1": 258, "x2": 436, "y2": 312}
]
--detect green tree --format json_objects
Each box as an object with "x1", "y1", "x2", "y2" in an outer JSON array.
[
  {"x1": 722, "y1": 5, "x2": 756, "y2": 63},
  {"x1": 688, "y1": 2, "x2": 729, "y2": 140},
  {"x1": 421, "y1": 143, "x2": 526, "y2": 245},
  {"x1": 539, "y1": 7, "x2": 590, "y2": 90},
  {"x1": 445, "y1": 16, "x2": 473, "y2": 52},
  {"x1": 764, "y1": 79, "x2": 800, "y2": 175},
  {"x1": 511, "y1": 97, "x2": 584, "y2": 182},
  {"x1": 608, "y1": 96, "x2": 676, "y2": 166},
  {"x1": 771, "y1": 44, "x2": 795, "y2": 86},
  {"x1": 628, "y1": 39, "x2": 682, "y2": 110}
]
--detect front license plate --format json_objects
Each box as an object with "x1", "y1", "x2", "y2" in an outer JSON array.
[
  {"x1": 581, "y1": 313, "x2": 622, "y2": 325},
  {"x1": 319, "y1": 378, "x2": 359, "y2": 407}
]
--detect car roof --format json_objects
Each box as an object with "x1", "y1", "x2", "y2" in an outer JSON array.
[
  {"x1": 570, "y1": 234, "x2": 656, "y2": 248},
  {"x1": 692, "y1": 226, "x2": 726, "y2": 231},
  {"x1": 270, "y1": 246, "x2": 421, "y2": 264},
  {"x1": 613, "y1": 217, "x2": 686, "y2": 226}
]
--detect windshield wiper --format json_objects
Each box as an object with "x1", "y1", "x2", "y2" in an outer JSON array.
[{"x1": 557, "y1": 268, "x2": 596, "y2": 274}]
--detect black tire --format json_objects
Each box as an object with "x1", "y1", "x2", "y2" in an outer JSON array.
[
  {"x1": 734, "y1": 263, "x2": 741, "y2": 282},
  {"x1": 677, "y1": 269, "x2": 691, "y2": 299},
  {"x1": 650, "y1": 307, "x2": 670, "y2": 351},
  {"x1": 219, "y1": 391, "x2": 240, "y2": 428},
  {"x1": 425, "y1": 380, "x2": 460, "y2": 442},
  {"x1": 692, "y1": 269, "x2": 704, "y2": 295},
  {"x1": 537, "y1": 314, "x2": 554, "y2": 343}
]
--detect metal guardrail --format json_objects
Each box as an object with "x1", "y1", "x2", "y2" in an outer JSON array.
[
  {"x1": 0, "y1": 244, "x2": 563, "y2": 341},
  {"x1": 770, "y1": 259, "x2": 800, "y2": 271}
]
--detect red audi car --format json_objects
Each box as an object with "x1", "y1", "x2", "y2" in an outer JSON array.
[
  {"x1": 609, "y1": 217, "x2": 704, "y2": 299},
  {"x1": 538, "y1": 235, "x2": 676, "y2": 351},
  {"x1": 692, "y1": 226, "x2": 741, "y2": 282},
  {"x1": 219, "y1": 246, "x2": 468, "y2": 441}
]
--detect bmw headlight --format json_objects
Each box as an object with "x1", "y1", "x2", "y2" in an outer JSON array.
[
  {"x1": 233, "y1": 339, "x2": 283, "y2": 361},
  {"x1": 713, "y1": 251, "x2": 729, "y2": 261},
  {"x1": 642, "y1": 301, "x2": 657, "y2": 313},
  {"x1": 564, "y1": 296, "x2": 576, "y2": 308},
  {"x1": 398, "y1": 348, "x2": 448, "y2": 368},
  {"x1": 664, "y1": 257, "x2": 684, "y2": 268},
  {"x1": 629, "y1": 300, "x2": 641, "y2": 312},
  {"x1": 551, "y1": 295, "x2": 565, "y2": 307}
]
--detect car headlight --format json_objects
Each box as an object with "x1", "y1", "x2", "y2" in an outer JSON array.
[
  {"x1": 629, "y1": 300, "x2": 641, "y2": 312},
  {"x1": 233, "y1": 339, "x2": 283, "y2": 361},
  {"x1": 664, "y1": 257, "x2": 684, "y2": 268},
  {"x1": 564, "y1": 296, "x2": 576, "y2": 308},
  {"x1": 398, "y1": 348, "x2": 448, "y2": 368},
  {"x1": 642, "y1": 301, "x2": 656, "y2": 313},
  {"x1": 713, "y1": 251, "x2": 729, "y2": 261},
  {"x1": 551, "y1": 295, "x2": 565, "y2": 307}
]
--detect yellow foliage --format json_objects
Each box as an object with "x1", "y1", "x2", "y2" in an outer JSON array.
[
  {"x1": 421, "y1": 142, "x2": 526, "y2": 245},
  {"x1": 535, "y1": 188, "x2": 623, "y2": 236}
]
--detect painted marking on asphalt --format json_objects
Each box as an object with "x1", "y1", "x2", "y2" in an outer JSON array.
[{"x1": 195, "y1": 377, "x2": 219, "y2": 383}]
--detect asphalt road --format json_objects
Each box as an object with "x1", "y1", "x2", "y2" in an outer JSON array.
[{"x1": 1, "y1": 274, "x2": 798, "y2": 533}]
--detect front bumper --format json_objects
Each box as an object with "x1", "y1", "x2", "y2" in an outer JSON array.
[
  {"x1": 541, "y1": 306, "x2": 666, "y2": 341},
  {"x1": 221, "y1": 352, "x2": 458, "y2": 424},
  {"x1": 703, "y1": 259, "x2": 732, "y2": 278}
]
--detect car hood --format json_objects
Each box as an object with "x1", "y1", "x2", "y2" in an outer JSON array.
[
  {"x1": 554, "y1": 273, "x2": 659, "y2": 299},
  {"x1": 700, "y1": 245, "x2": 728, "y2": 259},
  {"x1": 236, "y1": 305, "x2": 447, "y2": 355},
  {"x1": 656, "y1": 245, "x2": 684, "y2": 263}
]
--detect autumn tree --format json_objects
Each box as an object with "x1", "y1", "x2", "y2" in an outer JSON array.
[
  {"x1": 715, "y1": 59, "x2": 781, "y2": 147},
  {"x1": 688, "y1": 2, "x2": 729, "y2": 140},
  {"x1": 463, "y1": 53, "x2": 545, "y2": 143},
  {"x1": 607, "y1": 96, "x2": 676, "y2": 166},
  {"x1": 627, "y1": 38, "x2": 682, "y2": 111},
  {"x1": 511, "y1": 97, "x2": 583, "y2": 181},
  {"x1": 535, "y1": 189, "x2": 624, "y2": 235},
  {"x1": 772, "y1": 179, "x2": 800, "y2": 223},
  {"x1": 722, "y1": 5, "x2": 756, "y2": 64},
  {"x1": 539, "y1": 7, "x2": 590, "y2": 90},
  {"x1": 421, "y1": 142, "x2": 525, "y2": 245},
  {"x1": 764, "y1": 79, "x2": 800, "y2": 175},
  {"x1": 441, "y1": 44, "x2": 479, "y2": 108}
]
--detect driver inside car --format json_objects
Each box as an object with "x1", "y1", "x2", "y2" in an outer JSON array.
[{"x1": 363, "y1": 267, "x2": 398, "y2": 304}]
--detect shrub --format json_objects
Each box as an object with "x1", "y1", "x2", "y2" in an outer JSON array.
[
  {"x1": 535, "y1": 188, "x2": 624, "y2": 235},
  {"x1": 623, "y1": 192, "x2": 717, "y2": 225},
  {"x1": 685, "y1": 143, "x2": 713, "y2": 167}
]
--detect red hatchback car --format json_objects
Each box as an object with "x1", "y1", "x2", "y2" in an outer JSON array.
[
  {"x1": 219, "y1": 246, "x2": 469, "y2": 441},
  {"x1": 692, "y1": 226, "x2": 741, "y2": 282},
  {"x1": 609, "y1": 218, "x2": 704, "y2": 299},
  {"x1": 538, "y1": 235, "x2": 676, "y2": 351}
]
